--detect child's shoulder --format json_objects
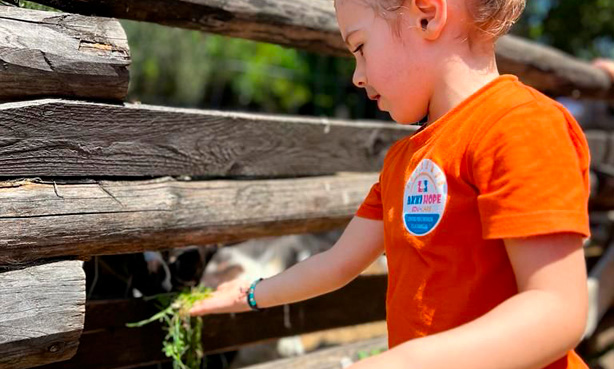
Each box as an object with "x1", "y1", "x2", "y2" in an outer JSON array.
[
  {"x1": 487, "y1": 76, "x2": 570, "y2": 124},
  {"x1": 469, "y1": 77, "x2": 582, "y2": 149},
  {"x1": 466, "y1": 78, "x2": 589, "y2": 171}
]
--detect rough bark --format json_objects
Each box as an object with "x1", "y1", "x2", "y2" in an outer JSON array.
[
  {"x1": 0, "y1": 99, "x2": 413, "y2": 177},
  {"x1": 0, "y1": 173, "x2": 377, "y2": 264},
  {"x1": 0, "y1": 7, "x2": 130, "y2": 102},
  {"x1": 0, "y1": 260, "x2": 86, "y2": 369}
]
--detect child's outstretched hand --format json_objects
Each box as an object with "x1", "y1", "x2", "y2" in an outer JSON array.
[
  {"x1": 189, "y1": 278, "x2": 252, "y2": 316},
  {"x1": 593, "y1": 58, "x2": 614, "y2": 81}
]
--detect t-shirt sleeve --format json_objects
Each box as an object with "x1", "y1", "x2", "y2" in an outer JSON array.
[
  {"x1": 469, "y1": 102, "x2": 591, "y2": 240},
  {"x1": 355, "y1": 174, "x2": 384, "y2": 220}
]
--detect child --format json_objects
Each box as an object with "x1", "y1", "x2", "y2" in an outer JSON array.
[{"x1": 191, "y1": 1, "x2": 593, "y2": 368}]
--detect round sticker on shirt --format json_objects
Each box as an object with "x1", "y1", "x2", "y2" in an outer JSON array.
[{"x1": 403, "y1": 159, "x2": 448, "y2": 236}]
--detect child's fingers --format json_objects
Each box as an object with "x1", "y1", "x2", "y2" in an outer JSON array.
[
  {"x1": 189, "y1": 294, "x2": 230, "y2": 316},
  {"x1": 189, "y1": 289, "x2": 250, "y2": 316}
]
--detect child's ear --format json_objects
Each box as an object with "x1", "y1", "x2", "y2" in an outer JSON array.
[{"x1": 412, "y1": 0, "x2": 447, "y2": 41}]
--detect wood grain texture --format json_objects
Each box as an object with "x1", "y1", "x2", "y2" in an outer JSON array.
[
  {"x1": 495, "y1": 36, "x2": 614, "y2": 100},
  {"x1": 0, "y1": 260, "x2": 86, "y2": 369},
  {"x1": 0, "y1": 99, "x2": 414, "y2": 177},
  {"x1": 243, "y1": 336, "x2": 388, "y2": 369},
  {"x1": 26, "y1": 0, "x2": 614, "y2": 100},
  {"x1": 0, "y1": 173, "x2": 377, "y2": 264},
  {"x1": 26, "y1": 0, "x2": 346, "y2": 56},
  {"x1": 40, "y1": 274, "x2": 387, "y2": 369},
  {"x1": 0, "y1": 7, "x2": 130, "y2": 102}
]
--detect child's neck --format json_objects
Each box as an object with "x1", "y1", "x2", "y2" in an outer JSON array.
[{"x1": 426, "y1": 47, "x2": 500, "y2": 125}]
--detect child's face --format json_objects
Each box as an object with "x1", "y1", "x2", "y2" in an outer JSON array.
[{"x1": 335, "y1": 0, "x2": 438, "y2": 124}]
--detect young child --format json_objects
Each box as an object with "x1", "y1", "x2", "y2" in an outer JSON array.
[{"x1": 191, "y1": 1, "x2": 594, "y2": 368}]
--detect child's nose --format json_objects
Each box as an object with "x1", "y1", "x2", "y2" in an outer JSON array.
[{"x1": 352, "y1": 67, "x2": 367, "y2": 88}]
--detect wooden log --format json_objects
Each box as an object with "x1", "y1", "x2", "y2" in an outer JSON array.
[
  {"x1": 0, "y1": 261, "x2": 86, "y2": 369},
  {"x1": 25, "y1": 0, "x2": 347, "y2": 57},
  {"x1": 40, "y1": 274, "x2": 387, "y2": 369},
  {"x1": 243, "y1": 336, "x2": 388, "y2": 369},
  {"x1": 495, "y1": 36, "x2": 613, "y2": 101},
  {"x1": 0, "y1": 99, "x2": 414, "y2": 177},
  {"x1": 0, "y1": 173, "x2": 377, "y2": 264},
  {"x1": 0, "y1": 7, "x2": 130, "y2": 102},
  {"x1": 27, "y1": 0, "x2": 614, "y2": 100}
]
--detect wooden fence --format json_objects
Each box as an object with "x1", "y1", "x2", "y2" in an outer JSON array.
[{"x1": 0, "y1": 1, "x2": 613, "y2": 368}]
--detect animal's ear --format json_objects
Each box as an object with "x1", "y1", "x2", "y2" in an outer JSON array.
[{"x1": 411, "y1": 0, "x2": 447, "y2": 41}]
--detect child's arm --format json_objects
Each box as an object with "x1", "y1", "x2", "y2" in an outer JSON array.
[
  {"x1": 190, "y1": 216, "x2": 384, "y2": 315},
  {"x1": 349, "y1": 232, "x2": 588, "y2": 369}
]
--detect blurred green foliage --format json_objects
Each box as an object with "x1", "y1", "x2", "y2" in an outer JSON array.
[
  {"x1": 121, "y1": 21, "x2": 376, "y2": 119},
  {"x1": 542, "y1": 0, "x2": 614, "y2": 58},
  {"x1": 514, "y1": 0, "x2": 614, "y2": 58}
]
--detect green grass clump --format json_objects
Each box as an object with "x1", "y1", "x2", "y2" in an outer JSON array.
[
  {"x1": 357, "y1": 348, "x2": 385, "y2": 361},
  {"x1": 127, "y1": 285, "x2": 213, "y2": 369}
]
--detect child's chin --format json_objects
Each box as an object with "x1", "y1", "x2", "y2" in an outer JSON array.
[
  {"x1": 390, "y1": 109, "x2": 428, "y2": 125},
  {"x1": 389, "y1": 110, "x2": 412, "y2": 124}
]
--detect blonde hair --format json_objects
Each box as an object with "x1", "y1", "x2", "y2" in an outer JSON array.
[
  {"x1": 469, "y1": 0, "x2": 526, "y2": 39},
  {"x1": 353, "y1": 0, "x2": 526, "y2": 40}
]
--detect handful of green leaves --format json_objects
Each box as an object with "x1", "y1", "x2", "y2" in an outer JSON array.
[{"x1": 127, "y1": 285, "x2": 213, "y2": 369}]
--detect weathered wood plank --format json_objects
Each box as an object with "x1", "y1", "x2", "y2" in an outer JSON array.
[
  {"x1": 495, "y1": 36, "x2": 613, "y2": 101},
  {"x1": 0, "y1": 173, "x2": 377, "y2": 264},
  {"x1": 26, "y1": 0, "x2": 614, "y2": 100},
  {"x1": 0, "y1": 261, "x2": 86, "y2": 369},
  {"x1": 40, "y1": 274, "x2": 387, "y2": 369},
  {"x1": 0, "y1": 7, "x2": 130, "y2": 102},
  {"x1": 243, "y1": 336, "x2": 388, "y2": 369},
  {"x1": 27, "y1": 0, "x2": 347, "y2": 56},
  {"x1": 0, "y1": 99, "x2": 413, "y2": 177}
]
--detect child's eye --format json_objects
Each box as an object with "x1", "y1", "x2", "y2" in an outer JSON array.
[{"x1": 353, "y1": 44, "x2": 364, "y2": 55}]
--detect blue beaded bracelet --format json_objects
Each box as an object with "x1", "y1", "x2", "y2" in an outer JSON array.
[{"x1": 247, "y1": 278, "x2": 264, "y2": 311}]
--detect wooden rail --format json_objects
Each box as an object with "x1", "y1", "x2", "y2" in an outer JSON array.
[
  {"x1": 0, "y1": 99, "x2": 414, "y2": 177},
  {"x1": 39, "y1": 274, "x2": 387, "y2": 369},
  {"x1": 27, "y1": 0, "x2": 614, "y2": 100},
  {"x1": 0, "y1": 173, "x2": 376, "y2": 264},
  {"x1": 0, "y1": 7, "x2": 130, "y2": 102},
  {"x1": 243, "y1": 336, "x2": 388, "y2": 369},
  {"x1": 0, "y1": 261, "x2": 85, "y2": 369}
]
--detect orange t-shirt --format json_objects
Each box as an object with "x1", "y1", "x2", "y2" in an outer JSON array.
[{"x1": 356, "y1": 75, "x2": 590, "y2": 369}]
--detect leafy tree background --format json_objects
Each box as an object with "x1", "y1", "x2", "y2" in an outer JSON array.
[{"x1": 16, "y1": 0, "x2": 614, "y2": 119}]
